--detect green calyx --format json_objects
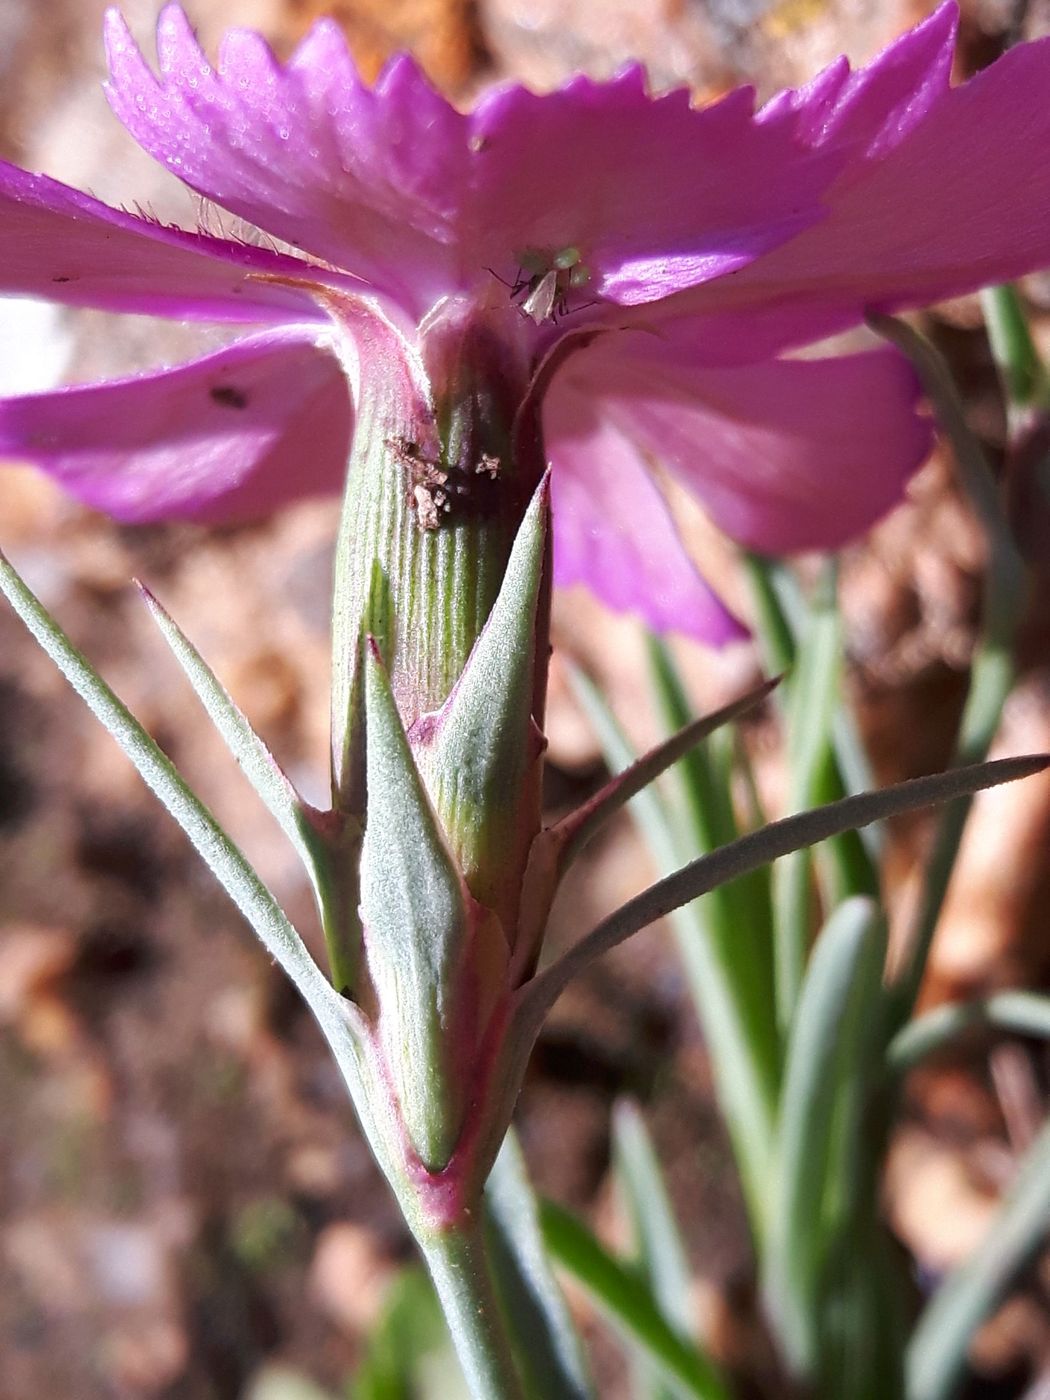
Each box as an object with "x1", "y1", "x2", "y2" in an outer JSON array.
[
  {"x1": 356, "y1": 482, "x2": 551, "y2": 1171},
  {"x1": 328, "y1": 298, "x2": 541, "y2": 830}
]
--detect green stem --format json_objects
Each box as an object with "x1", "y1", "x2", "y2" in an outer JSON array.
[
  {"x1": 419, "y1": 1223, "x2": 527, "y2": 1400},
  {"x1": 640, "y1": 642, "x2": 780, "y2": 1237},
  {"x1": 981, "y1": 284, "x2": 1050, "y2": 423}
]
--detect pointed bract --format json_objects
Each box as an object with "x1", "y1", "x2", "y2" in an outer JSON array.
[
  {"x1": 361, "y1": 639, "x2": 507, "y2": 1170},
  {"x1": 412, "y1": 477, "x2": 551, "y2": 933},
  {"x1": 139, "y1": 582, "x2": 362, "y2": 993}
]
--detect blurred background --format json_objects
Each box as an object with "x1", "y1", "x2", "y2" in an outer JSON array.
[{"x1": 2, "y1": 0, "x2": 1050, "y2": 1395}]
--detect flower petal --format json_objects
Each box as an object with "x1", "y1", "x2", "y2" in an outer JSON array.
[
  {"x1": 0, "y1": 157, "x2": 333, "y2": 322},
  {"x1": 758, "y1": 3, "x2": 956, "y2": 158},
  {"x1": 105, "y1": 5, "x2": 851, "y2": 316},
  {"x1": 552, "y1": 332, "x2": 932, "y2": 555},
  {"x1": 104, "y1": 6, "x2": 471, "y2": 312},
  {"x1": 0, "y1": 329, "x2": 351, "y2": 522},
  {"x1": 470, "y1": 70, "x2": 840, "y2": 308},
  {"x1": 678, "y1": 15, "x2": 1050, "y2": 328},
  {"x1": 544, "y1": 377, "x2": 746, "y2": 644}
]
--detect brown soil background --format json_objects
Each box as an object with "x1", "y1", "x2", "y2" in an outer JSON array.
[{"x1": 2, "y1": 1, "x2": 1050, "y2": 1396}]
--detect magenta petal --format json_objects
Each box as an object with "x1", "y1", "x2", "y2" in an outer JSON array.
[
  {"x1": 808, "y1": 2, "x2": 956, "y2": 158},
  {"x1": 690, "y1": 19, "x2": 1050, "y2": 324},
  {"x1": 759, "y1": 3, "x2": 956, "y2": 158},
  {"x1": 105, "y1": 6, "x2": 470, "y2": 312},
  {"x1": 470, "y1": 72, "x2": 839, "y2": 307},
  {"x1": 0, "y1": 158, "x2": 334, "y2": 322},
  {"x1": 544, "y1": 379, "x2": 746, "y2": 645},
  {"x1": 0, "y1": 329, "x2": 351, "y2": 523},
  {"x1": 553, "y1": 334, "x2": 932, "y2": 555}
]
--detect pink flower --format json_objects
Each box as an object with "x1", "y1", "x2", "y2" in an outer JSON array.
[{"x1": 0, "y1": 3, "x2": 1046, "y2": 640}]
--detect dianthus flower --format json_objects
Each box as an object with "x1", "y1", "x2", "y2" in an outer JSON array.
[
  {"x1": 3, "y1": 2, "x2": 1048, "y2": 646},
  {"x1": 7, "y1": 19, "x2": 1050, "y2": 1391}
]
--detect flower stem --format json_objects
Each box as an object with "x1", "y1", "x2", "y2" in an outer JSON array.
[
  {"x1": 418, "y1": 1221, "x2": 526, "y2": 1400},
  {"x1": 981, "y1": 284, "x2": 1050, "y2": 422}
]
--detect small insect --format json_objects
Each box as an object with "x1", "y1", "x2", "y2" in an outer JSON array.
[{"x1": 499, "y1": 246, "x2": 592, "y2": 324}]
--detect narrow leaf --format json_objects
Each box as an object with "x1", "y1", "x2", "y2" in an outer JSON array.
[
  {"x1": 645, "y1": 636, "x2": 742, "y2": 854},
  {"x1": 774, "y1": 561, "x2": 843, "y2": 1031},
  {"x1": 743, "y1": 552, "x2": 798, "y2": 679},
  {"x1": 775, "y1": 557, "x2": 880, "y2": 899},
  {"x1": 888, "y1": 990, "x2": 1050, "y2": 1075},
  {"x1": 613, "y1": 1101, "x2": 696, "y2": 1400},
  {"x1": 981, "y1": 284, "x2": 1050, "y2": 418},
  {"x1": 137, "y1": 583, "x2": 360, "y2": 993},
  {"x1": 138, "y1": 583, "x2": 314, "y2": 858},
  {"x1": 642, "y1": 636, "x2": 783, "y2": 1234},
  {"x1": 765, "y1": 898, "x2": 886, "y2": 1378},
  {"x1": 565, "y1": 666, "x2": 677, "y2": 871},
  {"x1": 0, "y1": 548, "x2": 413, "y2": 1208},
  {"x1": 0, "y1": 548, "x2": 333, "y2": 1013},
  {"x1": 550, "y1": 674, "x2": 779, "y2": 874},
  {"x1": 812, "y1": 947, "x2": 905, "y2": 1399},
  {"x1": 565, "y1": 666, "x2": 779, "y2": 1238},
  {"x1": 869, "y1": 315, "x2": 1027, "y2": 1027},
  {"x1": 540, "y1": 1201, "x2": 729, "y2": 1400},
  {"x1": 486, "y1": 1132, "x2": 595, "y2": 1400},
  {"x1": 613, "y1": 1102, "x2": 693, "y2": 1337},
  {"x1": 867, "y1": 314, "x2": 1024, "y2": 612},
  {"x1": 783, "y1": 562, "x2": 841, "y2": 783},
  {"x1": 646, "y1": 635, "x2": 770, "y2": 908},
  {"x1": 906, "y1": 1116, "x2": 1050, "y2": 1400},
  {"x1": 744, "y1": 553, "x2": 883, "y2": 870},
  {"x1": 518, "y1": 755, "x2": 1049, "y2": 1031}
]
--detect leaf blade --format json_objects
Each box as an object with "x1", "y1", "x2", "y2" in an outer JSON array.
[
  {"x1": 485, "y1": 1132, "x2": 595, "y2": 1400},
  {"x1": 360, "y1": 638, "x2": 476, "y2": 1169},
  {"x1": 565, "y1": 665, "x2": 779, "y2": 1236},
  {"x1": 906, "y1": 1116, "x2": 1050, "y2": 1400},
  {"x1": 613, "y1": 1101, "x2": 696, "y2": 1400},
  {"x1": 0, "y1": 547, "x2": 330, "y2": 1011},
  {"x1": 888, "y1": 991, "x2": 1050, "y2": 1075},
  {"x1": 540, "y1": 1201, "x2": 729, "y2": 1400},
  {"x1": 551, "y1": 673, "x2": 779, "y2": 874},
  {"x1": 613, "y1": 1102, "x2": 693, "y2": 1338},
  {"x1": 137, "y1": 582, "x2": 361, "y2": 993},
  {"x1": 519, "y1": 754, "x2": 1049, "y2": 1031},
  {"x1": 764, "y1": 898, "x2": 886, "y2": 1378}
]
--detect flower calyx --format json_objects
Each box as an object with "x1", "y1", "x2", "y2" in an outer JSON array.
[{"x1": 353, "y1": 479, "x2": 551, "y2": 1176}]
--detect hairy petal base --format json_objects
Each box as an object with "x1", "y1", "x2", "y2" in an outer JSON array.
[{"x1": 0, "y1": 159, "x2": 335, "y2": 322}]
